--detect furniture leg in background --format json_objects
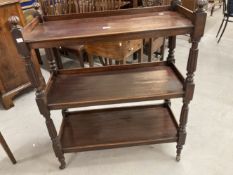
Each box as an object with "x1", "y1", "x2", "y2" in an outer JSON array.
[
  {"x1": 209, "y1": 0, "x2": 223, "y2": 16},
  {"x1": 0, "y1": 132, "x2": 16, "y2": 164},
  {"x1": 0, "y1": 0, "x2": 33, "y2": 109},
  {"x1": 216, "y1": 0, "x2": 233, "y2": 43}
]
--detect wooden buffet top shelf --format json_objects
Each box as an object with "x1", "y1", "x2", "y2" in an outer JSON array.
[{"x1": 22, "y1": 6, "x2": 194, "y2": 48}]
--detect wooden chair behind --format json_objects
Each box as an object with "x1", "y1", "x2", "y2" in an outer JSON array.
[
  {"x1": 38, "y1": 0, "x2": 142, "y2": 67},
  {"x1": 142, "y1": 0, "x2": 166, "y2": 61}
]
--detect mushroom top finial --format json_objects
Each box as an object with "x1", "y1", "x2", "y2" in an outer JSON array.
[
  {"x1": 197, "y1": 0, "x2": 208, "y2": 12},
  {"x1": 8, "y1": 16, "x2": 20, "y2": 26}
]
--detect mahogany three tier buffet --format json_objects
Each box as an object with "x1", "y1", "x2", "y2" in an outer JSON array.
[{"x1": 9, "y1": 0, "x2": 207, "y2": 169}]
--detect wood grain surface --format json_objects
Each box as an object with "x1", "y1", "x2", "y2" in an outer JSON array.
[
  {"x1": 22, "y1": 10, "x2": 193, "y2": 48},
  {"x1": 47, "y1": 62, "x2": 184, "y2": 109},
  {"x1": 60, "y1": 105, "x2": 178, "y2": 152}
]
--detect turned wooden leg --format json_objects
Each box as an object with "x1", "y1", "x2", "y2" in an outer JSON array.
[
  {"x1": 99, "y1": 57, "x2": 106, "y2": 66},
  {"x1": 51, "y1": 48, "x2": 63, "y2": 69},
  {"x1": 88, "y1": 54, "x2": 94, "y2": 67},
  {"x1": 133, "y1": 52, "x2": 138, "y2": 60},
  {"x1": 71, "y1": 50, "x2": 85, "y2": 68},
  {"x1": 210, "y1": 4, "x2": 215, "y2": 16},
  {"x1": 36, "y1": 91, "x2": 66, "y2": 169},
  {"x1": 167, "y1": 36, "x2": 176, "y2": 63},
  {"x1": 0, "y1": 132, "x2": 16, "y2": 164},
  {"x1": 160, "y1": 38, "x2": 166, "y2": 61},
  {"x1": 78, "y1": 52, "x2": 85, "y2": 68},
  {"x1": 35, "y1": 49, "x2": 43, "y2": 65},
  {"x1": 115, "y1": 60, "x2": 120, "y2": 65},
  {"x1": 104, "y1": 58, "x2": 108, "y2": 65},
  {"x1": 138, "y1": 48, "x2": 143, "y2": 63},
  {"x1": 148, "y1": 38, "x2": 153, "y2": 62},
  {"x1": 45, "y1": 116, "x2": 66, "y2": 169},
  {"x1": 9, "y1": 16, "x2": 65, "y2": 169},
  {"x1": 109, "y1": 59, "x2": 113, "y2": 65},
  {"x1": 175, "y1": 14, "x2": 202, "y2": 158},
  {"x1": 165, "y1": 36, "x2": 176, "y2": 106},
  {"x1": 176, "y1": 100, "x2": 189, "y2": 161}
]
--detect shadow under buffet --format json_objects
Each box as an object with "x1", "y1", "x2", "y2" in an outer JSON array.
[{"x1": 9, "y1": 0, "x2": 207, "y2": 169}]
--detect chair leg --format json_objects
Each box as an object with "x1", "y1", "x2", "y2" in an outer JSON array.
[
  {"x1": 52, "y1": 48, "x2": 63, "y2": 69},
  {"x1": 148, "y1": 38, "x2": 153, "y2": 62},
  {"x1": 88, "y1": 54, "x2": 94, "y2": 67},
  {"x1": 138, "y1": 48, "x2": 143, "y2": 63},
  {"x1": 0, "y1": 132, "x2": 16, "y2": 164},
  {"x1": 109, "y1": 59, "x2": 113, "y2": 65},
  {"x1": 160, "y1": 38, "x2": 166, "y2": 61},
  {"x1": 218, "y1": 17, "x2": 229, "y2": 43},
  {"x1": 104, "y1": 58, "x2": 108, "y2": 65},
  {"x1": 79, "y1": 55, "x2": 85, "y2": 67},
  {"x1": 216, "y1": 18, "x2": 225, "y2": 38},
  {"x1": 211, "y1": 4, "x2": 215, "y2": 16},
  {"x1": 133, "y1": 52, "x2": 138, "y2": 60},
  {"x1": 75, "y1": 51, "x2": 85, "y2": 67},
  {"x1": 99, "y1": 57, "x2": 106, "y2": 66},
  {"x1": 35, "y1": 49, "x2": 43, "y2": 65}
]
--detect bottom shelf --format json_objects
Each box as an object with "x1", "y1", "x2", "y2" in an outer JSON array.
[{"x1": 60, "y1": 105, "x2": 178, "y2": 153}]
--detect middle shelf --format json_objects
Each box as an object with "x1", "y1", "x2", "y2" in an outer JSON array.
[{"x1": 46, "y1": 62, "x2": 185, "y2": 110}]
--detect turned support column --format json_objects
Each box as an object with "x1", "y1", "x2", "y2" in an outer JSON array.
[
  {"x1": 176, "y1": 39, "x2": 198, "y2": 161},
  {"x1": 36, "y1": 91, "x2": 66, "y2": 169},
  {"x1": 33, "y1": 2, "x2": 63, "y2": 70},
  {"x1": 166, "y1": 0, "x2": 178, "y2": 106},
  {"x1": 45, "y1": 48, "x2": 59, "y2": 73},
  {"x1": 167, "y1": 36, "x2": 176, "y2": 64},
  {"x1": 8, "y1": 14, "x2": 66, "y2": 169},
  {"x1": 165, "y1": 35, "x2": 176, "y2": 106},
  {"x1": 176, "y1": 0, "x2": 207, "y2": 161}
]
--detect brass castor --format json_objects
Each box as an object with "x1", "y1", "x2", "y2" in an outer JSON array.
[{"x1": 176, "y1": 155, "x2": 181, "y2": 162}]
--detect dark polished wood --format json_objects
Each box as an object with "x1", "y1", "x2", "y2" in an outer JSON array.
[
  {"x1": 0, "y1": 132, "x2": 17, "y2": 164},
  {"x1": 23, "y1": 9, "x2": 194, "y2": 48},
  {"x1": 176, "y1": 1, "x2": 208, "y2": 161},
  {"x1": 182, "y1": 0, "x2": 197, "y2": 11},
  {"x1": 9, "y1": 0, "x2": 207, "y2": 169},
  {"x1": 47, "y1": 62, "x2": 184, "y2": 110},
  {"x1": 0, "y1": 0, "x2": 32, "y2": 109},
  {"x1": 38, "y1": 0, "x2": 142, "y2": 66},
  {"x1": 60, "y1": 105, "x2": 178, "y2": 153}
]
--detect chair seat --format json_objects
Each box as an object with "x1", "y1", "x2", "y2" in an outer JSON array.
[
  {"x1": 64, "y1": 45, "x2": 85, "y2": 51},
  {"x1": 85, "y1": 40, "x2": 143, "y2": 60},
  {"x1": 144, "y1": 37, "x2": 164, "y2": 55},
  {"x1": 113, "y1": 0, "x2": 131, "y2": 8}
]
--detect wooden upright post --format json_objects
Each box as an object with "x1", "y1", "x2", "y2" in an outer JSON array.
[
  {"x1": 8, "y1": 15, "x2": 66, "y2": 169},
  {"x1": 176, "y1": 0, "x2": 207, "y2": 161}
]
